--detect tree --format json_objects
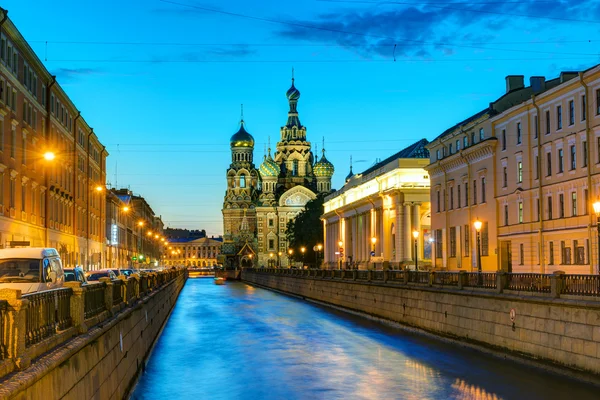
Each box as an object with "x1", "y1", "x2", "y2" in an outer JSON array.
[{"x1": 286, "y1": 194, "x2": 325, "y2": 266}]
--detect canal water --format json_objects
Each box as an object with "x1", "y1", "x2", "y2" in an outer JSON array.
[{"x1": 131, "y1": 278, "x2": 598, "y2": 400}]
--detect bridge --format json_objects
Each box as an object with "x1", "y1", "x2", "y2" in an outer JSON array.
[{"x1": 0, "y1": 268, "x2": 187, "y2": 399}]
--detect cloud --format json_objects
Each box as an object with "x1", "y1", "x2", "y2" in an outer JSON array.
[
  {"x1": 52, "y1": 68, "x2": 103, "y2": 82},
  {"x1": 273, "y1": 0, "x2": 598, "y2": 59}
]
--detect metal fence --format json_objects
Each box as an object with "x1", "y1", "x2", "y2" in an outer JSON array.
[
  {"x1": 506, "y1": 273, "x2": 551, "y2": 293},
  {"x1": 84, "y1": 283, "x2": 106, "y2": 320},
  {"x1": 112, "y1": 280, "x2": 124, "y2": 306},
  {"x1": 408, "y1": 271, "x2": 430, "y2": 284},
  {"x1": 433, "y1": 272, "x2": 459, "y2": 286},
  {"x1": 464, "y1": 272, "x2": 497, "y2": 289},
  {"x1": 562, "y1": 274, "x2": 600, "y2": 296},
  {"x1": 23, "y1": 288, "x2": 73, "y2": 347}
]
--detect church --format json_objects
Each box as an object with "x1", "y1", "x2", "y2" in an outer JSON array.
[{"x1": 221, "y1": 76, "x2": 334, "y2": 268}]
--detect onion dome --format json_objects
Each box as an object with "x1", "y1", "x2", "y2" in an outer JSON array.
[
  {"x1": 230, "y1": 120, "x2": 254, "y2": 148},
  {"x1": 259, "y1": 152, "x2": 280, "y2": 178},
  {"x1": 314, "y1": 150, "x2": 335, "y2": 178},
  {"x1": 286, "y1": 80, "x2": 301, "y2": 101}
]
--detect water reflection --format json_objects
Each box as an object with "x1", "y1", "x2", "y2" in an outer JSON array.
[{"x1": 131, "y1": 279, "x2": 598, "y2": 400}]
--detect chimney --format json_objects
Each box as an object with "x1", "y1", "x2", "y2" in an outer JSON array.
[
  {"x1": 560, "y1": 71, "x2": 578, "y2": 84},
  {"x1": 530, "y1": 76, "x2": 546, "y2": 94},
  {"x1": 505, "y1": 75, "x2": 525, "y2": 93}
]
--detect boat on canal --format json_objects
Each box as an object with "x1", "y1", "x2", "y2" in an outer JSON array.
[{"x1": 214, "y1": 277, "x2": 226, "y2": 285}]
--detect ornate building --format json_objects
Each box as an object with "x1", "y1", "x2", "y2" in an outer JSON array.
[{"x1": 221, "y1": 76, "x2": 334, "y2": 267}]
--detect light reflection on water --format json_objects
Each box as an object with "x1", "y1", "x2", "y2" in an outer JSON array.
[{"x1": 131, "y1": 279, "x2": 598, "y2": 400}]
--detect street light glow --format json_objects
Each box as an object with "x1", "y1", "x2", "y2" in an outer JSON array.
[
  {"x1": 338, "y1": 240, "x2": 343, "y2": 247},
  {"x1": 371, "y1": 237, "x2": 377, "y2": 245},
  {"x1": 593, "y1": 201, "x2": 600, "y2": 216},
  {"x1": 123, "y1": 206, "x2": 130, "y2": 212},
  {"x1": 474, "y1": 220, "x2": 483, "y2": 231},
  {"x1": 43, "y1": 151, "x2": 56, "y2": 161},
  {"x1": 95, "y1": 185, "x2": 104, "y2": 192},
  {"x1": 412, "y1": 230, "x2": 419, "y2": 239},
  {"x1": 138, "y1": 221, "x2": 144, "y2": 226}
]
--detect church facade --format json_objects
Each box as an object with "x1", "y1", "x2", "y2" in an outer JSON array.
[{"x1": 221, "y1": 77, "x2": 334, "y2": 268}]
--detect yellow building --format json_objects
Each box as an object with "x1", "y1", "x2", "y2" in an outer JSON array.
[
  {"x1": 427, "y1": 67, "x2": 600, "y2": 274},
  {"x1": 322, "y1": 140, "x2": 430, "y2": 270},
  {"x1": 165, "y1": 237, "x2": 223, "y2": 267},
  {"x1": 0, "y1": 9, "x2": 107, "y2": 267}
]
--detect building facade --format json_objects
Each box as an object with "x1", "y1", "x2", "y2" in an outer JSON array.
[
  {"x1": 426, "y1": 66, "x2": 600, "y2": 274},
  {"x1": 164, "y1": 236, "x2": 223, "y2": 267},
  {"x1": 321, "y1": 140, "x2": 430, "y2": 269},
  {"x1": 221, "y1": 77, "x2": 334, "y2": 268},
  {"x1": 0, "y1": 8, "x2": 107, "y2": 268}
]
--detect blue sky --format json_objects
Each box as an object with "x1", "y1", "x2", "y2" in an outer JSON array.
[{"x1": 4, "y1": 0, "x2": 600, "y2": 235}]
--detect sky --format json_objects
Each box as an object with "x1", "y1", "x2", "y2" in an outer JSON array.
[{"x1": 4, "y1": 0, "x2": 600, "y2": 236}]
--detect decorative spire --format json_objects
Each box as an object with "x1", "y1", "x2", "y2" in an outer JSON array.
[
  {"x1": 314, "y1": 142, "x2": 318, "y2": 165},
  {"x1": 322, "y1": 137, "x2": 326, "y2": 157},
  {"x1": 240, "y1": 103, "x2": 244, "y2": 124}
]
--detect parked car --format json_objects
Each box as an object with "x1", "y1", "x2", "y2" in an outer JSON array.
[
  {"x1": 63, "y1": 266, "x2": 88, "y2": 284},
  {"x1": 85, "y1": 269, "x2": 118, "y2": 282},
  {"x1": 0, "y1": 247, "x2": 64, "y2": 294},
  {"x1": 120, "y1": 268, "x2": 136, "y2": 277}
]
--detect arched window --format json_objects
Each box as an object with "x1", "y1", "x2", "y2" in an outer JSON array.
[
  {"x1": 292, "y1": 160, "x2": 298, "y2": 176},
  {"x1": 240, "y1": 175, "x2": 246, "y2": 188}
]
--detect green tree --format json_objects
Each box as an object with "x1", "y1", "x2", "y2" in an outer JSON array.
[{"x1": 286, "y1": 194, "x2": 325, "y2": 266}]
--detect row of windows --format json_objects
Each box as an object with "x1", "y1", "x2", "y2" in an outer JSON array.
[
  {"x1": 501, "y1": 189, "x2": 589, "y2": 226},
  {"x1": 436, "y1": 177, "x2": 486, "y2": 212},
  {"x1": 435, "y1": 128, "x2": 485, "y2": 160},
  {"x1": 0, "y1": 35, "x2": 19, "y2": 77},
  {"x1": 436, "y1": 223, "x2": 489, "y2": 259}
]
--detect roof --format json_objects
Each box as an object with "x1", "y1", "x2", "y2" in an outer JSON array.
[
  {"x1": 432, "y1": 108, "x2": 490, "y2": 142},
  {"x1": 360, "y1": 139, "x2": 430, "y2": 176},
  {"x1": 0, "y1": 248, "x2": 59, "y2": 259}
]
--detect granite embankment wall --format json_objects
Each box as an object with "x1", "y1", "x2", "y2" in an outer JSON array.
[
  {"x1": 243, "y1": 271, "x2": 600, "y2": 375},
  {"x1": 0, "y1": 271, "x2": 186, "y2": 400}
]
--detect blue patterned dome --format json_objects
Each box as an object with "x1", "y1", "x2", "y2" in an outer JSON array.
[
  {"x1": 286, "y1": 81, "x2": 300, "y2": 101},
  {"x1": 259, "y1": 154, "x2": 280, "y2": 178},
  {"x1": 314, "y1": 152, "x2": 334, "y2": 178},
  {"x1": 230, "y1": 122, "x2": 254, "y2": 148}
]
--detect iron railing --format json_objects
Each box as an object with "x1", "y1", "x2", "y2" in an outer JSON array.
[
  {"x1": 84, "y1": 283, "x2": 106, "y2": 320},
  {"x1": 112, "y1": 280, "x2": 124, "y2": 306},
  {"x1": 506, "y1": 273, "x2": 551, "y2": 293},
  {"x1": 562, "y1": 274, "x2": 600, "y2": 296},
  {"x1": 356, "y1": 270, "x2": 369, "y2": 280},
  {"x1": 372, "y1": 271, "x2": 385, "y2": 281},
  {"x1": 408, "y1": 271, "x2": 430, "y2": 284},
  {"x1": 126, "y1": 278, "x2": 138, "y2": 303},
  {"x1": 23, "y1": 288, "x2": 73, "y2": 347},
  {"x1": 433, "y1": 272, "x2": 459, "y2": 286},
  {"x1": 464, "y1": 272, "x2": 497, "y2": 289}
]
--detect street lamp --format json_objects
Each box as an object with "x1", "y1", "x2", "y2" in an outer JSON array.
[
  {"x1": 269, "y1": 252, "x2": 274, "y2": 268},
  {"x1": 412, "y1": 230, "x2": 419, "y2": 271},
  {"x1": 301, "y1": 246, "x2": 306, "y2": 269},
  {"x1": 278, "y1": 251, "x2": 282, "y2": 268},
  {"x1": 248, "y1": 253, "x2": 254, "y2": 268},
  {"x1": 593, "y1": 201, "x2": 600, "y2": 274},
  {"x1": 288, "y1": 249, "x2": 293, "y2": 268},
  {"x1": 317, "y1": 244, "x2": 323, "y2": 269},
  {"x1": 474, "y1": 219, "x2": 483, "y2": 284},
  {"x1": 338, "y1": 240, "x2": 344, "y2": 270},
  {"x1": 370, "y1": 237, "x2": 377, "y2": 270},
  {"x1": 43, "y1": 151, "x2": 56, "y2": 161}
]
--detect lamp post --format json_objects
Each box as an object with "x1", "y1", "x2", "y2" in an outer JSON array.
[
  {"x1": 278, "y1": 251, "x2": 282, "y2": 268},
  {"x1": 593, "y1": 201, "x2": 600, "y2": 274},
  {"x1": 249, "y1": 253, "x2": 254, "y2": 268},
  {"x1": 317, "y1": 244, "x2": 323, "y2": 269},
  {"x1": 474, "y1": 219, "x2": 483, "y2": 284},
  {"x1": 338, "y1": 240, "x2": 343, "y2": 270},
  {"x1": 43, "y1": 152, "x2": 55, "y2": 249},
  {"x1": 269, "y1": 252, "x2": 274, "y2": 268},
  {"x1": 370, "y1": 237, "x2": 377, "y2": 270},
  {"x1": 301, "y1": 246, "x2": 306, "y2": 269},
  {"x1": 288, "y1": 248, "x2": 293, "y2": 268},
  {"x1": 412, "y1": 230, "x2": 419, "y2": 271}
]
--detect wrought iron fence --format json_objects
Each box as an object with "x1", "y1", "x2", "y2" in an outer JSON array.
[
  {"x1": 342, "y1": 270, "x2": 353, "y2": 279},
  {"x1": 372, "y1": 271, "x2": 384, "y2": 281},
  {"x1": 408, "y1": 271, "x2": 429, "y2": 284},
  {"x1": 333, "y1": 270, "x2": 343, "y2": 279},
  {"x1": 112, "y1": 280, "x2": 124, "y2": 305},
  {"x1": 126, "y1": 278, "x2": 138, "y2": 303},
  {"x1": 387, "y1": 270, "x2": 404, "y2": 282},
  {"x1": 24, "y1": 288, "x2": 73, "y2": 347},
  {"x1": 562, "y1": 274, "x2": 600, "y2": 296},
  {"x1": 356, "y1": 270, "x2": 369, "y2": 280},
  {"x1": 464, "y1": 272, "x2": 497, "y2": 289},
  {"x1": 506, "y1": 273, "x2": 550, "y2": 293},
  {"x1": 433, "y1": 272, "x2": 459, "y2": 286},
  {"x1": 84, "y1": 283, "x2": 106, "y2": 320}
]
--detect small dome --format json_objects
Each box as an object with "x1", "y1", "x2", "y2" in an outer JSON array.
[
  {"x1": 314, "y1": 153, "x2": 334, "y2": 178},
  {"x1": 286, "y1": 81, "x2": 300, "y2": 101},
  {"x1": 230, "y1": 122, "x2": 254, "y2": 148},
  {"x1": 259, "y1": 154, "x2": 280, "y2": 178}
]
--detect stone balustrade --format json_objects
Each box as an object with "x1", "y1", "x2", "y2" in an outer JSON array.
[{"x1": 0, "y1": 268, "x2": 187, "y2": 379}]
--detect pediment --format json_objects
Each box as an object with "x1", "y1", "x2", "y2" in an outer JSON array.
[{"x1": 279, "y1": 186, "x2": 316, "y2": 207}]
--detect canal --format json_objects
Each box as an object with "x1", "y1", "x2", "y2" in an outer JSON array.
[{"x1": 131, "y1": 278, "x2": 598, "y2": 400}]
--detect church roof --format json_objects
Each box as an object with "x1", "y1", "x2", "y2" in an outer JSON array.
[
  {"x1": 230, "y1": 121, "x2": 254, "y2": 148},
  {"x1": 259, "y1": 152, "x2": 280, "y2": 178}
]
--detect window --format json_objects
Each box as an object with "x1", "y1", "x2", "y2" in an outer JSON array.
[
  {"x1": 21, "y1": 184, "x2": 25, "y2": 211},
  {"x1": 464, "y1": 225, "x2": 469, "y2": 257},
  {"x1": 549, "y1": 242, "x2": 554, "y2": 265},
  {"x1": 546, "y1": 110, "x2": 551, "y2": 134},
  {"x1": 569, "y1": 100, "x2": 575, "y2": 125},
  {"x1": 516, "y1": 123, "x2": 522, "y2": 144},
  {"x1": 449, "y1": 143, "x2": 453, "y2": 154},
  {"x1": 519, "y1": 244, "x2": 524, "y2": 265},
  {"x1": 561, "y1": 241, "x2": 571, "y2": 265},
  {"x1": 465, "y1": 182, "x2": 469, "y2": 207},
  {"x1": 481, "y1": 177, "x2": 486, "y2": 203},
  {"x1": 436, "y1": 190, "x2": 440, "y2": 212},
  {"x1": 10, "y1": 126, "x2": 15, "y2": 158},
  {"x1": 583, "y1": 141, "x2": 588, "y2": 167},
  {"x1": 548, "y1": 196, "x2": 553, "y2": 219},
  {"x1": 596, "y1": 89, "x2": 600, "y2": 115},
  {"x1": 471, "y1": 132, "x2": 475, "y2": 144},
  {"x1": 463, "y1": 136, "x2": 468, "y2": 148},
  {"x1": 503, "y1": 167, "x2": 507, "y2": 187},
  {"x1": 559, "y1": 193, "x2": 564, "y2": 218},
  {"x1": 481, "y1": 222, "x2": 489, "y2": 256},
  {"x1": 436, "y1": 149, "x2": 440, "y2": 161},
  {"x1": 572, "y1": 192, "x2": 577, "y2": 216},
  {"x1": 570, "y1": 145, "x2": 576, "y2": 170},
  {"x1": 584, "y1": 189, "x2": 589, "y2": 215},
  {"x1": 535, "y1": 198, "x2": 540, "y2": 221},
  {"x1": 557, "y1": 105, "x2": 562, "y2": 130},
  {"x1": 9, "y1": 178, "x2": 14, "y2": 208},
  {"x1": 535, "y1": 155, "x2": 539, "y2": 179},
  {"x1": 239, "y1": 175, "x2": 246, "y2": 188},
  {"x1": 292, "y1": 160, "x2": 298, "y2": 176},
  {"x1": 268, "y1": 218, "x2": 274, "y2": 227},
  {"x1": 517, "y1": 161, "x2": 523, "y2": 183},
  {"x1": 473, "y1": 180, "x2": 477, "y2": 205},
  {"x1": 450, "y1": 187, "x2": 454, "y2": 210},
  {"x1": 442, "y1": 190, "x2": 446, "y2": 211},
  {"x1": 449, "y1": 227, "x2": 456, "y2": 258},
  {"x1": 534, "y1": 115, "x2": 538, "y2": 139},
  {"x1": 268, "y1": 239, "x2": 274, "y2": 250},
  {"x1": 456, "y1": 140, "x2": 460, "y2": 151},
  {"x1": 502, "y1": 129, "x2": 506, "y2": 150},
  {"x1": 547, "y1": 152, "x2": 552, "y2": 176},
  {"x1": 504, "y1": 204, "x2": 509, "y2": 226},
  {"x1": 479, "y1": 128, "x2": 484, "y2": 140},
  {"x1": 518, "y1": 202, "x2": 523, "y2": 223},
  {"x1": 457, "y1": 185, "x2": 461, "y2": 208},
  {"x1": 435, "y1": 229, "x2": 443, "y2": 258},
  {"x1": 582, "y1": 95, "x2": 586, "y2": 121},
  {"x1": 558, "y1": 149, "x2": 564, "y2": 173}
]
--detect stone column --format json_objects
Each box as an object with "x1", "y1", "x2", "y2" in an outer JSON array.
[
  {"x1": 395, "y1": 203, "x2": 403, "y2": 262},
  {"x1": 0, "y1": 289, "x2": 31, "y2": 370},
  {"x1": 404, "y1": 204, "x2": 412, "y2": 262},
  {"x1": 99, "y1": 277, "x2": 114, "y2": 315},
  {"x1": 412, "y1": 203, "x2": 422, "y2": 259},
  {"x1": 64, "y1": 282, "x2": 87, "y2": 334}
]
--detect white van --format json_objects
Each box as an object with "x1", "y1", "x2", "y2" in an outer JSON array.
[{"x1": 0, "y1": 247, "x2": 65, "y2": 294}]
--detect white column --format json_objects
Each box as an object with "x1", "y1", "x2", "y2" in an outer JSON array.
[
  {"x1": 404, "y1": 204, "x2": 412, "y2": 262},
  {"x1": 412, "y1": 203, "x2": 421, "y2": 259},
  {"x1": 396, "y1": 204, "x2": 404, "y2": 261}
]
